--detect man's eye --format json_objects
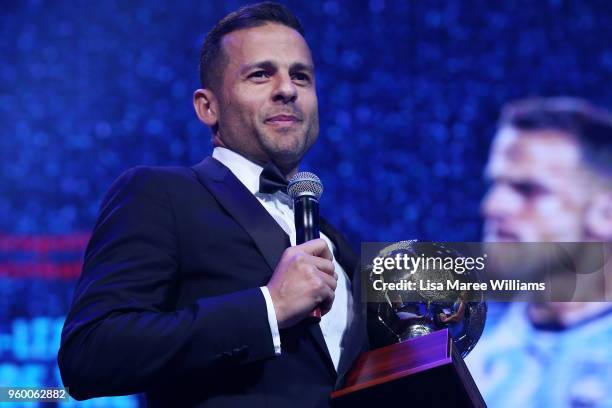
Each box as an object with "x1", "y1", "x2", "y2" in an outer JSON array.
[
  {"x1": 248, "y1": 71, "x2": 270, "y2": 79},
  {"x1": 512, "y1": 182, "x2": 544, "y2": 197},
  {"x1": 292, "y1": 73, "x2": 311, "y2": 82}
]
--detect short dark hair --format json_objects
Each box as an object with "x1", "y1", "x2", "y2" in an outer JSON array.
[
  {"x1": 499, "y1": 97, "x2": 612, "y2": 178},
  {"x1": 199, "y1": 2, "x2": 305, "y2": 92}
]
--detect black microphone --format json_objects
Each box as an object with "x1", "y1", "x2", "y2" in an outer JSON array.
[{"x1": 288, "y1": 171, "x2": 324, "y2": 322}]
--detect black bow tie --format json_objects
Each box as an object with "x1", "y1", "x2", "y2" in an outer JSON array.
[{"x1": 259, "y1": 162, "x2": 289, "y2": 195}]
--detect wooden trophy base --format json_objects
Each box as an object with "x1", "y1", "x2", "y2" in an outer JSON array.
[{"x1": 331, "y1": 329, "x2": 486, "y2": 407}]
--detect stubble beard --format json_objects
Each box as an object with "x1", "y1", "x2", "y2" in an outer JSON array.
[{"x1": 258, "y1": 116, "x2": 319, "y2": 173}]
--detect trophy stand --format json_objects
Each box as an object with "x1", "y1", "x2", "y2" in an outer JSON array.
[{"x1": 331, "y1": 329, "x2": 486, "y2": 407}]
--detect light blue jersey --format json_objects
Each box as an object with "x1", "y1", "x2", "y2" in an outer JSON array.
[{"x1": 466, "y1": 303, "x2": 612, "y2": 408}]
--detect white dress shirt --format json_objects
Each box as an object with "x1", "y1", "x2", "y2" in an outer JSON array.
[{"x1": 212, "y1": 147, "x2": 352, "y2": 370}]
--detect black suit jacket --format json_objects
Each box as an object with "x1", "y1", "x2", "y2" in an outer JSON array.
[{"x1": 58, "y1": 157, "x2": 366, "y2": 407}]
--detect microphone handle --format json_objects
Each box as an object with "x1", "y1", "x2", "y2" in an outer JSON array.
[{"x1": 294, "y1": 196, "x2": 322, "y2": 323}]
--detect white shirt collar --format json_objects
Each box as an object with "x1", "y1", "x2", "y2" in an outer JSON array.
[
  {"x1": 212, "y1": 147, "x2": 293, "y2": 207},
  {"x1": 212, "y1": 147, "x2": 263, "y2": 195}
]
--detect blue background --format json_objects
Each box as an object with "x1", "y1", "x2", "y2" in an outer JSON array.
[{"x1": 1, "y1": 0, "x2": 612, "y2": 406}]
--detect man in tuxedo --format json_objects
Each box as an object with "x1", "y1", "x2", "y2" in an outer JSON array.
[{"x1": 58, "y1": 3, "x2": 366, "y2": 407}]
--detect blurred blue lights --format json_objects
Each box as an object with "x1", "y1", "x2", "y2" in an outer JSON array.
[{"x1": 2, "y1": 1, "x2": 612, "y2": 406}]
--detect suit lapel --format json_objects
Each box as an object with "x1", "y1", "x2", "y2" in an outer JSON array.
[
  {"x1": 192, "y1": 158, "x2": 363, "y2": 380},
  {"x1": 320, "y1": 218, "x2": 366, "y2": 381},
  {"x1": 305, "y1": 323, "x2": 336, "y2": 377},
  {"x1": 191, "y1": 157, "x2": 290, "y2": 273},
  {"x1": 320, "y1": 217, "x2": 358, "y2": 280},
  {"x1": 321, "y1": 218, "x2": 367, "y2": 386},
  {"x1": 335, "y1": 266, "x2": 367, "y2": 387}
]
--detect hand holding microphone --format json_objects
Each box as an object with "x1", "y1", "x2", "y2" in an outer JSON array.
[
  {"x1": 267, "y1": 238, "x2": 336, "y2": 329},
  {"x1": 266, "y1": 171, "x2": 334, "y2": 327}
]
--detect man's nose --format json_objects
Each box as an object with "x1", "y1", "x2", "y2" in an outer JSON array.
[
  {"x1": 481, "y1": 184, "x2": 520, "y2": 220},
  {"x1": 272, "y1": 73, "x2": 297, "y2": 103}
]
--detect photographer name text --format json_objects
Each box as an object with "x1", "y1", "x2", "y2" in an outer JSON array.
[{"x1": 372, "y1": 279, "x2": 546, "y2": 292}]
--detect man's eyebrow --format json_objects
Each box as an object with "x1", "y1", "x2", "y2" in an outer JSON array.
[
  {"x1": 241, "y1": 60, "x2": 276, "y2": 75},
  {"x1": 289, "y1": 62, "x2": 314, "y2": 73},
  {"x1": 240, "y1": 60, "x2": 314, "y2": 75}
]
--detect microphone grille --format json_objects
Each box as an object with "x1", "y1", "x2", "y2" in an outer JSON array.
[{"x1": 287, "y1": 171, "x2": 323, "y2": 200}]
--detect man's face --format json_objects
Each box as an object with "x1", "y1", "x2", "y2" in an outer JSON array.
[
  {"x1": 482, "y1": 127, "x2": 593, "y2": 242},
  {"x1": 212, "y1": 23, "x2": 319, "y2": 172}
]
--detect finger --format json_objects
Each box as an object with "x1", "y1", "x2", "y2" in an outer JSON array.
[
  {"x1": 319, "y1": 286, "x2": 335, "y2": 316},
  {"x1": 304, "y1": 255, "x2": 335, "y2": 276},
  {"x1": 298, "y1": 238, "x2": 333, "y2": 261},
  {"x1": 318, "y1": 270, "x2": 337, "y2": 292}
]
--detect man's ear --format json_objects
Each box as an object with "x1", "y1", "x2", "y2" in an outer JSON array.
[
  {"x1": 193, "y1": 88, "x2": 219, "y2": 127},
  {"x1": 585, "y1": 191, "x2": 612, "y2": 240}
]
